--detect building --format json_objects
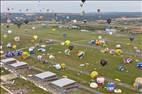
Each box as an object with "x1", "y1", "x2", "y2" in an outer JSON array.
[
  {"x1": 9, "y1": 62, "x2": 28, "y2": 69},
  {"x1": 35, "y1": 71, "x2": 57, "y2": 81},
  {"x1": 1, "y1": 58, "x2": 17, "y2": 65},
  {"x1": 50, "y1": 78, "x2": 78, "y2": 93}
]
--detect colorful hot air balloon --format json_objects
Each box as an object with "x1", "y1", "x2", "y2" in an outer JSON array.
[
  {"x1": 96, "y1": 77, "x2": 105, "y2": 85},
  {"x1": 137, "y1": 62, "x2": 142, "y2": 69},
  {"x1": 106, "y1": 82, "x2": 115, "y2": 92}
]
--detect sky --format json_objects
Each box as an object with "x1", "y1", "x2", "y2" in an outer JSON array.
[{"x1": 1, "y1": 1, "x2": 142, "y2": 13}]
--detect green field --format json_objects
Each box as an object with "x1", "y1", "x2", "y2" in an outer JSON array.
[{"x1": 1, "y1": 23, "x2": 142, "y2": 94}]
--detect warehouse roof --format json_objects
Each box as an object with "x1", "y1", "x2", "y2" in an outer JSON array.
[
  {"x1": 51, "y1": 78, "x2": 76, "y2": 87},
  {"x1": 35, "y1": 71, "x2": 56, "y2": 79},
  {"x1": 1, "y1": 58, "x2": 17, "y2": 64},
  {"x1": 10, "y1": 62, "x2": 27, "y2": 68}
]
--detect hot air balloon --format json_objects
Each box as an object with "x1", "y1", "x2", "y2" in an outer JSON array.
[
  {"x1": 81, "y1": 0, "x2": 86, "y2": 3},
  {"x1": 33, "y1": 35, "x2": 38, "y2": 40},
  {"x1": 90, "y1": 71, "x2": 98, "y2": 79},
  {"x1": 129, "y1": 33, "x2": 135, "y2": 42},
  {"x1": 77, "y1": 51, "x2": 85, "y2": 59},
  {"x1": 13, "y1": 19, "x2": 23, "y2": 28},
  {"x1": 64, "y1": 40, "x2": 71, "y2": 46},
  {"x1": 107, "y1": 18, "x2": 111, "y2": 24},
  {"x1": 106, "y1": 82, "x2": 115, "y2": 92},
  {"x1": 64, "y1": 49, "x2": 70, "y2": 55},
  {"x1": 90, "y1": 82, "x2": 98, "y2": 88},
  {"x1": 97, "y1": 9, "x2": 100, "y2": 13},
  {"x1": 61, "y1": 63, "x2": 66, "y2": 69},
  {"x1": 7, "y1": 30, "x2": 12, "y2": 34},
  {"x1": 96, "y1": 76, "x2": 105, "y2": 85},
  {"x1": 137, "y1": 62, "x2": 142, "y2": 69},
  {"x1": 123, "y1": 57, "x2": 133, "y2": 64},
  {"x1": 12, "y1": 44, "x2": 17, "y2": 49},
  {"x1": 6, "y1": 25, "x2": 10, "y2": 28},
  {"x1": 14, "y1": 36, "x2": 20, "y2": 42},
  {"x1": 133, "y1": 77, "x2": 142, "y2": 92},
  {"x1": 21, "y1": 51, "x2": 30, "y2": 60},
  {"x1": 100, "y1": 59, "x2": 108, "y2": 66},
  {"x1": 68, "y1": 45, "x2": 74, "y2": 50},
  {"x1": 24, "y1": 19, "x2": 29, "y2": 24},
  {"x1": 26, "y1": 8, "x2": 29, "y2": 12}
]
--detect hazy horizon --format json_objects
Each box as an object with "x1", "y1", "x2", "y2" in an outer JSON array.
[{"x1": 1, "y1": 1, "x2": 142, "y2": 13}]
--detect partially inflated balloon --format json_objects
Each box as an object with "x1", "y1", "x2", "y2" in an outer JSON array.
[
  {"x1": 14, "y1": 36, "x2": 20, "y2": 42},
  {"x1": 68, "y1": 45, "x2": 74, "y2": 50},
  {"x1": 7, "y1": 30, "x2": 12, "y2": 34},
  {"x1": 33, "y1": 35, "x2": 38, "y2": 40},
  {"x1": 3, "y1": 34, "x2": 8, "y2": 38},
  {"x1": 12, "y1": 44, "x2": 17, "y2": 49},
  {"x1": 52, "y1": 28, "x2": 56, "y2": 31}
]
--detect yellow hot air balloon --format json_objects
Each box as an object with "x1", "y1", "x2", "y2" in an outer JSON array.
[
  {"x1": 61, "y1": 63, "x2": 66, "y2": 69},
  {"x1": 3, "y1": 34, "x2": 8, "y2": 38},
  {"x1": 12, "y1": 44, "x2": 17, "y2": 49},
  {"x1": 52, "y1": 28, "x2": 56, "y2": 31},
  {"x1": 64, "y1": 40, "x2": 71, "y2": 46},
  {"x1": 21, "y1": 51, "x2": 30, "y2": 60},
  {"x1": 115, "y1": 49, "x2": 123, "y2": 55},
  {"x1": 33, "y1": 35, "x2": 38, "y2": 40},
  {"x1": 90, "y1": 71, "x2": 98, "y2": 79}
]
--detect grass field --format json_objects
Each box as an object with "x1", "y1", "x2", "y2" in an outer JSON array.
[
  {"x1": 3, "y1": 78, "x2": 51, "y2": 94},
  {"x1": 1, "y1": 22, "x2": 142, "y2": 94},
  {"x1": 0, "y1": 87, "x2": 8, "y2": 94},
  {"x1": 0, "y1": 67, "x2": 10, "y2": 75}
]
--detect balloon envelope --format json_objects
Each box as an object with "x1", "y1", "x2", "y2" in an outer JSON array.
[{"x1": 90, "y1": 71, "x2": 98, "y2": 79}]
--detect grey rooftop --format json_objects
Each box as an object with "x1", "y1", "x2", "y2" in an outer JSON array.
[
  {"x1": 10, "y1": 62, "x2": 27, "y2": 68},
  {"x1": 51, "y1": 78, "x2": 76, "y2": 87},
  {"x1": 1, "y1": 58, "x2": 17, "y2": 63},
  {"x1": 35, "y1": 71, "x2": 56, "y2": 79}
]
